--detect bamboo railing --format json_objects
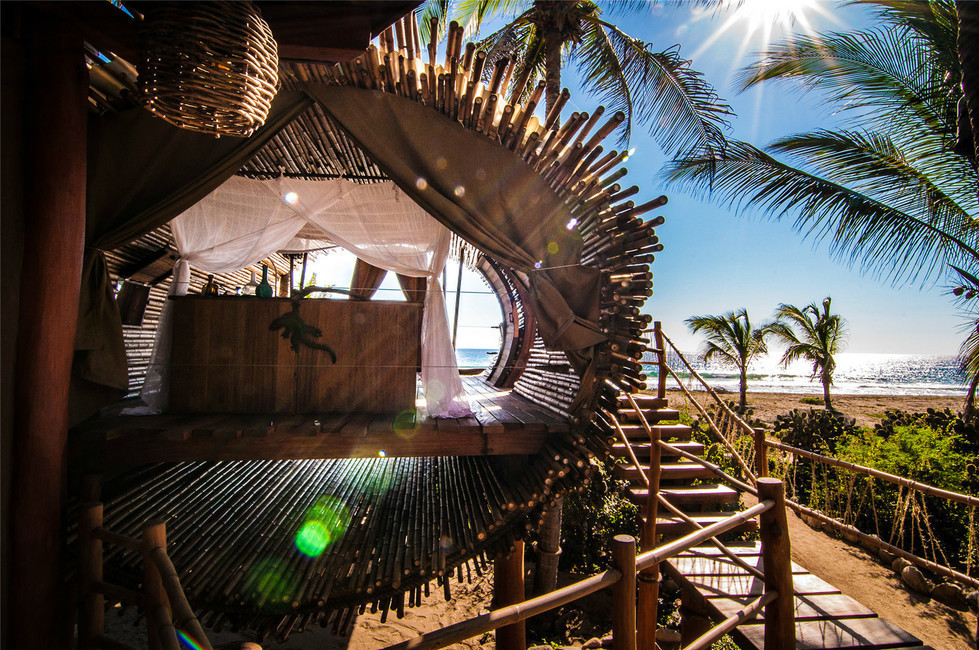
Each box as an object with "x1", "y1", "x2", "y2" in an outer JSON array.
[
  {"x1": 77, "y1": 503, "x2": 213, "y2": 650},
  {"x1": 384, "y1": 481, "x2": 793, "y2": 650},
  {"x1": 652, "y1": 322, "x2": 979, "y2": 589}
]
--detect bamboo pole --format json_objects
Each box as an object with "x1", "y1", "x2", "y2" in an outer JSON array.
[
  {"x1": 142, "y1": 520, "x2": 171, "y2": 650},
  {"x1": 79, "y1": 503, "x2": 105, "y2": 650},
  {"x1": 494, "y1": 539, "x2": 526, "y2": 650},
  {"x1": 612, "y1": 535, "x2": 637, "y2": 650},
  {"x1": 757, "y1": 479, "x2": 795, "y2": 650},
  {"x1": 638, "y1": 422, "x2": 660, "y2": 650},
  {"x1": 150, "y1": 548, "x2": 214, "y2": 650}
]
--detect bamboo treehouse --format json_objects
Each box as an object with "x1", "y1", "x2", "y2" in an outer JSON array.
[{"x1": 3, "y1": 2, "x2": 670, "y2": 646}]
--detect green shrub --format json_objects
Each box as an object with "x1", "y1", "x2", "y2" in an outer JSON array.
[
  {"x1": 800, "y1": 396, "x2": 823, "y2": 405},
  {"x1": 560, "y1": 459, "x2": 640, "y2": 573},
  {"x1": 772, "y1": 408, "x2": 857, "y2": 455}
]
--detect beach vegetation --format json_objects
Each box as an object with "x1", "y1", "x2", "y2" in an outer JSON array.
[
  {"x1": 685, "y1": 308, "x2": 777, "y2": 408},
  {"x1": 800, "y1": 396, "x2": 823, "y2": 405},
  {"x1": 770, "y1": 297, "x2": 848, "y2": 411},
  {"x1": 423, "y1": 0, "x2": 731, "y2": 152},
  {"x1": 666, "y1": 0, "x2": 979, "y2": 411}
]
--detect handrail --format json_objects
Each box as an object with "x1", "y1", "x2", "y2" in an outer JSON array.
[
  {"x1": 651, "y1": 329, "x2": 758, "y2": 484},
  {"x1": 636, "y1": 500, "x2": 773, "y2": 572},
  {"x1": 656, "y1": 438, "x2": 758, "y2": 496},
  {"x1": 765, "y1": 439, "x2": 979, "y2": 507},
  {"x1": 385, "y1": 498, "x2": 780, "y2": 650},
  {"x1": 684, "y1": 591, "x2": 777, "y2": 650}
]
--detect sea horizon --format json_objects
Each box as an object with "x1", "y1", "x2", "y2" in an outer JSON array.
[{"x1": 455, "y1": 349, "x2": 969, "y2": 397}]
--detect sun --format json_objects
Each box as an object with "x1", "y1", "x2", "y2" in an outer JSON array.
[{"x1": 725, "y1": 0, "x2": 825, "y2": 46}]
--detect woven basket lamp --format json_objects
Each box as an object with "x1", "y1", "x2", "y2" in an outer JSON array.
[{"x1": 139, "y1": 1, "x2": 279, "y2": 138}]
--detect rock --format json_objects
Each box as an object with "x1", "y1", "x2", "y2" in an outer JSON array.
[
  {"x1": 657, "y1": 628, "x2": 682, "y2": 642},
  {"x1": 891, "y1": 557, "x2": 911, "y2": 574},
  {"x1": 842, "y1": 529, "x2": 860, "y2": 544},
  {"x1": 582, "y1": 638, "x2": 603, "y2": 649},
  {"x1": 239, "y1": 645, "x2": 262, "y2": 650},
  {"x1": 530, "y1": 646, "x2": 554, "y2": 650},
  {"x1": 877, "y1": 548, "x2": 897, "y2": 565},
  {"x1": 931, "y1": 582, "x2": 969, "y2": 610},
  {"x1": 601, "y1": 636, "x2": 615, "y2": 648},
  {"x1": 901, "y1": 565, "x2": 933, "y2": 594},
  {"x1": 966, "y1": 590, "x2": 978, "y2": 611}
]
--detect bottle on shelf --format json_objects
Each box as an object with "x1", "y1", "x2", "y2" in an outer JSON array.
[
  {"x1": 202, "y1": 274, "x2": 219, "y2": 296},
  {"x1": 256, "y1": 264, "x2": 274, "y2": 298},
  {"x1": 242, "y1": 269, "x2": 258, "y2": 296}
]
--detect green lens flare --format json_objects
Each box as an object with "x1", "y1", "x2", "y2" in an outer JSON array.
[{"x1": 294, "y1": 495, "x2": 351, "y2": 557}]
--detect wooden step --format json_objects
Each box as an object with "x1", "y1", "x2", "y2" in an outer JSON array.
[
  {"x1": 619, "y1": 408, "x2": 680, "y2": 424},
  {"x1": 628, "y1": 484, "x2": 740, "y2": 506},
  {"x1": 615, "y1": 461, "x2": 714, "y2": 482},
  {"x1": 614, "y1": 423, "x2": 693, "y2": 442},
  {"x1": 613, "y1": 440, "x2": 704, "y2": 459},
  {"x1": 617, "y1": 394, "x2": 668, "y2": 410},
  {"x1": 652, "y1": 513, "x2": 758, "y2": 536}
]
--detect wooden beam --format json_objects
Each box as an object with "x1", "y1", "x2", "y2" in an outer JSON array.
[
  {"x1": 494, "y1": 539, "x2": 526, "y2": 650},
  {"x1": 9, "y1": 9, "x2": 87, "y2": 650}
]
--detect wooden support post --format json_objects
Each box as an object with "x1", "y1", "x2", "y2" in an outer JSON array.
[
  {"x1": 142, "y1": 520, "x2": 171, "y2": 650},
  {"x1": 653, "y1": 322, "x2": 667, "y2": 400},
  {"x1": 9, "y1": 10, "x2": 87, "y2": 650},
  {"x1": 533, "y1": 495, "x2": 562, "y2": 595},
  {"x1": 758, "y1": 478, "x2": 795, "y2": 650},
  {"x1": 638, "y1": 427, "x2": 660, "y2": 649},
  {"x1": 679, "y1": 582, "x2": 710, "y2": 645},
  {"x1": 78, "y1": 503, "x2": 105, "y2": 649},
  {"x1": 612, "y1": 535, "x2": 637, "y2": 650},
  {"x1": 754, "y1": 429, "x2": 768, "y2": 478},
  {"x1": 495, "y1": 539, "x2": 526, "y2": 650}
]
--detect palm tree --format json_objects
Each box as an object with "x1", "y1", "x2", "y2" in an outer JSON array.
[
  {"x1": 686, "y1": 308, "x2": 775, "y2": 409},
  {"x1": 423, "y1": 0, "x2": 731, "y2": 152},
  {"x1": 770, "y1": 297, "x2": 847, "y2": 411},
  {"x1": 666, "y1": 0, "x2": 979, "y2": 409}
]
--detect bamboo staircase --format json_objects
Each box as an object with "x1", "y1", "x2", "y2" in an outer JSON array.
[{"x1": 611, "y1": 393, "x2": 757, "y2": 541}]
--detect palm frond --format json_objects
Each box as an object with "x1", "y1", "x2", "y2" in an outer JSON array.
[
  {"x1": 768, "y1": 130, "x2": 978, "y2": 233},
  {"x1": 849, "y1": 0, "x2": 960, "y2": 79},
  {"x1": 736, "y1": 28, "x2": 953, "y2": 140},
  {"x1": 665, "y1": 140, "x2": 979, "y2": 285},
  {"x1": 419, "y1": 0, "x2": 451, "y2": 46},
  {"x1": 454, "y1": 0, "x2": 527, "y2": 38},
  {"x1": 572, "y1": 17, "x2": 731, "y2": 152}
]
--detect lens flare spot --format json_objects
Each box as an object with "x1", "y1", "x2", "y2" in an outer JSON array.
[
  {"x1": 416, "y1": 177, "x2": 428, "y2": 190},
  {"x1": 427, "y1": 379, "x2": 446, "y2": 402},
  {"x1": 177, "y1": 630, "x2": 207, "y2": 650},
  {"x1": 244, "y1": 558, "x2": 299, "y2": 609},
  {"x1": 453, "y1": 185, "x2": 465, "y2": 197},
  {"x1": 436, "y1": 157, "x2": 448, "y2": 170},
  {"x1": 475, "y1": 167, "x2": 487, "y2": 180},
  {"x1": 534, "y1": 261, "x2": 543, "y2": 269},
  {"x1": 295, "y1": 521, "x2": 332, "y2": 557},
  {"x1": 566, "y1": 218, "x2": 578, "y2": 230},
  {"x1": 284, "y1": 191, "x2": 299, "y2": 204},
  {"x1": 294, "y1": 496, "x2": 351, "y2": 558},
  {"x1": 547, "y1": 241, "x2": 559, "y2": 255},
  {"x1": 393, "y1": 409, "x2": 417, "y2": 432},
  {"x1": 440, "y1": 535, "x2": 454, "y2": 553},
  {"x1": 378, "y1": 449, "x2": 386, "y2": 457}
]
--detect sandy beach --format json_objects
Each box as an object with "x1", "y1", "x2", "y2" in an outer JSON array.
[{"x1": 666, "y1": 388, "x2": 967, "y2": 429}]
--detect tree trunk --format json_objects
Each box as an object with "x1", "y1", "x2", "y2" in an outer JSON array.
[
  {"x1": 964, "y1": 369, "x2": 979, "y2": 420},
  {"x1": 822, "y1": 368, "x2": 833, "y2": 411},
  {"x1": 739, "y1": 368, "x2": 748, "y2": 409}
]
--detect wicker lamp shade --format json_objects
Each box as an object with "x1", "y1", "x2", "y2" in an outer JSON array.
[{"x1": 139, "y1": 2, "x2": 279, "y2": 138}]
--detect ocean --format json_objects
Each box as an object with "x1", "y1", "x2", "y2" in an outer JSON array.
[{"x1": 455, "y1": 349, "x2": 969, "y2": 397}]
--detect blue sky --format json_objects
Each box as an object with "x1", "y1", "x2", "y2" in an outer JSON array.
[
  {"x1": 316, "y1": 1, "x2": 965, "y2": 356},
  {"x1": 580, "y1": 0, "x2": 965, "y2": 356}
]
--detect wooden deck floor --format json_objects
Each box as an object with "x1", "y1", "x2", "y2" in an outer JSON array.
[
  {"x1": 664, "y1": 544, "x2": 932, "y2": 649},
  {"x1": 70, "y1": 375, "x2": 568, "y2": 470}
]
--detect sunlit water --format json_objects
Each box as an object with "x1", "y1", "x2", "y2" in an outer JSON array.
[
  {"x1": 649, "y1": 351, "x2": 968, "y2": 397},
  {"x1": 455, "y1": 349, "x2": 968, "y2": 396}
]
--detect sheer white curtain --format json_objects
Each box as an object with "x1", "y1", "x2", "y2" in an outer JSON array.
[
  {"x1": 132, "y1": 176, "x2": 471, "y2": 418},
  {"x1": 273, "y1": 177, "x2": 471, "y2": 417}
]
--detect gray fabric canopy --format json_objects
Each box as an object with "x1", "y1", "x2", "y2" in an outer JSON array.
[{"x1": 76, "y1": 84, "x2": 606, "y2": 419}]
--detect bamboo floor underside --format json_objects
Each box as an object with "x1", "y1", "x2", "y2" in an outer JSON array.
[
  {"x1": 71, "y1": 375, "x2": 568, "y2": 469},
  {"x1": 71, "y1": 377, "x2": 601, "y2": 640},
  {"x1": 664, "y1": 544, "x2": 932, "y2": 649}
]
